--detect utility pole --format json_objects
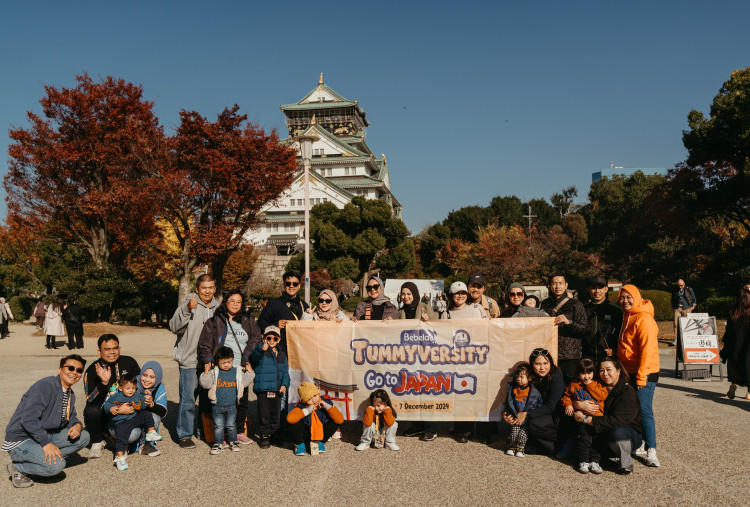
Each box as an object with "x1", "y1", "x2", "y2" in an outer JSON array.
[{"x1": 523, "y1": 205, "x2": 536, "y2": 249}]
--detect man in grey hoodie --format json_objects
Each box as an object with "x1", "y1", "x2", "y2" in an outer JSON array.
[{"x1": 169, "y1": 274, "x2": 218, "y2": 449}]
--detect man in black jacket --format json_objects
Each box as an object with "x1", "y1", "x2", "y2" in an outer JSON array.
[
  {"x1": 541, "y1": 271, "x2": 588, "y2": 380},
  {"x1": 83, "y1": 334, "x2": 140, "y2": 458},
  {"x1": 583, "y1": 276, "x2": 622, "y2": 364},
  {"x1": 62, "y1": 298, "x2": 84, "y2": 350},
  {"x1": 257, "y1": 271, "x2": 310, "y2": 353}
]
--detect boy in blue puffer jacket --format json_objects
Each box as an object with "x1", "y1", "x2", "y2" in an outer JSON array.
[
  {"x1": 503, "y1": 362, "x2": 542, "y2": 457},
  {"x1": 250, "y1": 326, "x2": 290, "y2": 449}
]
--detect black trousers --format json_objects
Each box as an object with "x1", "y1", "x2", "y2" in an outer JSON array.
[
  {"x1": 575, "y1": 422, "x2": 600, "y2": 463},
  {"x1": 114, "y1": 411, "x2": 154, "y2": 453},
  {"x1": 84, "y1": 402, "x2": 108, "y2": 444},
  {"x1": 236, "y1": 386, "x2": 250, "y2": 435},
  {"x1": 66, "y1": 323, "x2": 84, "y2": 349},
  {"x1": 256, "y1": 391, "x2": 282, "y2": 438},
  {"x1": 289, "y1": 419, "x2": 339, "y2": 445}
]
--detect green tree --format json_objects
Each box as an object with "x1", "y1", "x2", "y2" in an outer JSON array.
[
  {"x1": 489, "y1": 195, "x2": 524, "y2": 226},
  {"x1": 442, "y1": 206, "x2": 493, "y2": 241},
  {"x1": 550, "y1": 186, "x2": 578, "y2": 219}
]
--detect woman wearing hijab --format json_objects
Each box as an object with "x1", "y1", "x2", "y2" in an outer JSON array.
[
  {"x1": 303, "y1": 289, "x2": 349, "y2": 321},
  {"x1": 136, "y1": 361, "x2": 168, "y2": 456},
  {"x1": 617, "y1": 284, "x2": 660, "y2": 468},
  {"x1": 353, "y1": 276, "x2": 399, "y2": 321},
  {"x1": 398, "y1": 282, "x2": 435, "y2": 321}
]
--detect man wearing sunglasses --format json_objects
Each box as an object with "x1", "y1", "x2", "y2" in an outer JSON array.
[
  {"x1": 583, "y1": 276, "x2": 622, "y2": 364},
  {"x1": 4, "y1": 355, "x2": 90, "y2": 488},
  {"x1": 258, "y1": 271, "x2": 310, "y2": 353}
]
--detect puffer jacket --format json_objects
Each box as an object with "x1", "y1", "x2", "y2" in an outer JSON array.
[
  {"x1": 617, "y1": 284, "x2": 660, "y2": 387},
  {"x1": 249, "y1": 343, "x2": 290, "y2": 393}
]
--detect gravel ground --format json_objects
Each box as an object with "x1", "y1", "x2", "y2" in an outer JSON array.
[{"x1": 1, "y1": 322, "x2": 748, "y2": 505}]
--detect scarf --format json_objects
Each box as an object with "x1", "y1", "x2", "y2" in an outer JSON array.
[
  {"x1": 137, "y1": 360, "x2": 163, "y2": 397},
  {"x1": 367, "y1": 275, "x2": 390, "y2": 306},
  {"x1": 400, "y1": 281, "x2": 420, "y2": 319},
  {"x1": 316, "y1": 289, "x2": 339, "y2": 321}
]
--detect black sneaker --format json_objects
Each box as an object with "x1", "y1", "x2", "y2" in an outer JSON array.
[
  {"x1": 7, "y1": 463, "x2": 33, "y2": 488},
  {"x1": 178, "y1": 437, "x2": 196, "y2": 449},
  {"x1": 420, "y1": 432, "x2": 437, "y2": 442},
  {"x1": 617, "y1": 465, "x2": 634, "y2": 475},
  {"x1": 140, "y1": 442, "x2": 161, "y2": 457},
  {"x1": 259, "y1": 438, "x2": 271, "y2": 449},
  {"x1": 457, "y1": 436, "x2": 469, "y2": 444},
  {"x1": 403, "y1": 426, "x2": 425, "y2": 437}
]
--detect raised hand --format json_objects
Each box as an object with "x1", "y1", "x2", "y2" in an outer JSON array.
[{"x1": 187, "y1": 293, "x2": 198, "y2": 311}]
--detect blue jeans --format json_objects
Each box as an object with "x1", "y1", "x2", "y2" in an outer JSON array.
[
  {"x1": 177, "y1": 368, "x2": 199, "y2": 440},
  {"x1": 8, "y1": 428, "x2": 90, "y2": 477},
  {"x1": 212, "y1": 404, "x2": 237, "y2": 444},
  {"x1": 597, "y1": 425, "x2": 642, "y2": 469},
  {"x1": 631, "y1": 375, "x2": 657, "y2": 449}
]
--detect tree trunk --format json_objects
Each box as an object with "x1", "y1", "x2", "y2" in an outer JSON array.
[
  {"x1": 212, "y1": 251, "x2": 233, "y2": 297},
  {"x1": 177, "y1": 272, "x2": 192, "y2": 306}
]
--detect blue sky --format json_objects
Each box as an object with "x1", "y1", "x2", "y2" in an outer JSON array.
[{"x1": 1, "y1": 1, "x2": 749, "y2": 233}]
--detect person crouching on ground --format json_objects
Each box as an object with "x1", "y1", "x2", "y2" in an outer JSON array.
[
  {"x1": 287, "y1": 382, "x2": 343, "y2": 456},
  {"x1": 356, "y1": 389, "x2": 399, "y2": 451},
  {"x1": 561, "y1": 358, "x2": 608, "y2": 474},
  {"x1": 250, "y1": 326, "x2": 290, "y2": 449},
  {"x1": 199, "y1": 346, "x2": 253, "y2": 455},
  {"x1": 102, "y1": 373, "x2": 163, "y2": 471},
  {"x1": 4, "y1": 355, "x2": 90, "y2": 488},
  {"x1": 136, "y1": 361, "x2": 167, "y2": 457}
]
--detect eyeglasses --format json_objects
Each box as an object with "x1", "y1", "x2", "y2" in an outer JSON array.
[
  {"x1": 366, "y1": 284, "x2": 380, "y2": 291},
  {"x1": 318, "y1": 298, "x2": 332, "y2": 304},
  {"x1": 265, "y1": 336, "x2": 280, "y2": 342},
  {"x1": 63, "y1": 365, "x2": 84, "y2": 374},
  {"x1": 530, "y1": 348, "x2": 549, "y2": 358},
  {"x1": 285, "y1": 281, "x2": 300, "y2": 287},
  {"x1": 509, "y1": 291, "x2": 524, "y2": 297}
]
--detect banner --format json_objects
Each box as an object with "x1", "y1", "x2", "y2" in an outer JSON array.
[{"x1": 286, "y1": 318, "x2": 557, "y2": 421}]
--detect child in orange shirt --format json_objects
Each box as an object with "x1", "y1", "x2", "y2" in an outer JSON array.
[
  {"x1": 286, "y1": 382, "x2": 344, "y2": 456},
  {"x1": 561, "y1": 358, "x2": 609, "y2": 474},
  {"x1": 356, "y1": 389, "x2": 399, "y2": 451}
]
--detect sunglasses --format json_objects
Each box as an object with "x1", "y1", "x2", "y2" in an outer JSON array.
[
  {"x1": 63, "y1": 365, "x2": 84, "y2": 374},
  {"x1": 265, "y1": 336, "x2": 280, "y2": 342},
  {"x1": 366, "y1": 284, "x2": 380, "y2": 291},
  {"x1": 285, "y1": 281, "x2": 300, "y2": 287},
  {"x1": 509, "y1": 291, "x2": 525, "y2": 297},
  {"x1": 530, "y1": 348, "x2": 549, "y2": 358},
  {"x1": 318, "y1": 298, "x2": 332, "y2": 304}
]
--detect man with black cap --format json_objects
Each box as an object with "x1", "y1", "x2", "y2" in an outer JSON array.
[
  {"x1": 583, "y1": 276, "x2": 622, "y2": 364},
  {"x1": 467, "y1": 273, "x2": 500, "y2": 319}
]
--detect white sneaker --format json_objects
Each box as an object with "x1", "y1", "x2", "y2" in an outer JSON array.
[
  {"x1": 506, "y1": 449, "x2": 515, "y2": 456},
  {"x1": 114, "y1": 456, "x2": 128, "y2": 471},
  {"x1": 385, "y1": 442, "x2": 400, "y2": 451},
  {"x1": 590, "y1": 462, "x2": 603, "y2": 474},
  {"x1": 145, "y1": 430, "x2": 163, "y2": 442},
  {"x1": 515, "y1": 451, "x2": 525, "y2": 458},
  {"x1": 646, "y1": 448, "x2": 660, "y2": 467},
  {"x1": 578, "y1": 462, "x2": 590, "y2": 474},
  {"x1": 88, "y1": 442, "x2": 104, "y2": 459},
  {"x1": 355, "y1": 442, "x2": 370, "y2": 451},
  {"x1": 634, "y1": 443, "x2": 647, "y2": 456}
]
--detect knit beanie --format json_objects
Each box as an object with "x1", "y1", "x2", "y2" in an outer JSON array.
[
  {"x1": 508, "y1": 282, "x2": 526, "y2": 295},
  {"x1": 297, "y1": 382, "x2": 320, "y2": 403}
]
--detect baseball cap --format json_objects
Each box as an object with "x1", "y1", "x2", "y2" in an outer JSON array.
[
  {"x1": 468, "y1": 273, "x2": 486, "y2": 286},
  {"x1": 588, "y1": 276, "x2": 608, "y2": 288},
  {"x1": 450, "y1": 281, "x2": 468, "y2": 294}
]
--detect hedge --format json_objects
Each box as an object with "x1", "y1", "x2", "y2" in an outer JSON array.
[
  {"x1": 340, "y1": 296, "x2": 365, "y2": 313},
  {"x1": 698, "y1": 296, "x2": 734, "y2": 319},
  {"x1": 9, "y1": 296, "x2": 37, "y2": 322}
]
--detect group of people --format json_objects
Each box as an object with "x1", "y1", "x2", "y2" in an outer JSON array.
[
  {"x1": 6, "y1": 268, "x2": 750, "y2": 487},
  {"x1": 33, "y1": 296, "x2": 84, "y2": 350}
]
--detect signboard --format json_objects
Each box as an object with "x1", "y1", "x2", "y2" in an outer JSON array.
[
  {"x1": 679, "y1": 314, "x2": 720, "y2": 364},
  {"x1": 286, "y1": 318, "x2": 557, "y2": 421}
]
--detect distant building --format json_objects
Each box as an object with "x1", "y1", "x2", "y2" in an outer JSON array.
[
  {"x1": 243, "y1": 74, "x2": 401, "y2": 255},
  {"x1": 592, "y1": 166, "x2": 668, "y2": 183}
]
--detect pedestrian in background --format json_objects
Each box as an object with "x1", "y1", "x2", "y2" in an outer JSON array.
[
  {"x1": 722, "y1": 282, "x2": 750, "y2": 400},
  {"x1": 43, "y1": 298, "x2": 65, "y2": 350}
]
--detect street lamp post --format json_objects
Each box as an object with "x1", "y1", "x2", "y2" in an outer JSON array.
[{"x1": 295, "y1": 133, "x2": 319, "y2": 305}]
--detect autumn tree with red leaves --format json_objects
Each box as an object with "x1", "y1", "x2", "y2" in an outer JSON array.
[
  {"x1": 4, "y1": 74, "x2": 162, "y2": 270},
  {"x1": 140, "y1": 105, "x2": 298, "y2": 301}
]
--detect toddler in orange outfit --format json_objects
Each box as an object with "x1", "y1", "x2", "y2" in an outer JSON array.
[{"x1": 286, "y1": 382, "x2": 343, "y2": 456}]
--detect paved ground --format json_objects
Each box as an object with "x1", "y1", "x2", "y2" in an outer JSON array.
[{"x1": 1, "y1": 322, "x2": 748, "y2": 505}]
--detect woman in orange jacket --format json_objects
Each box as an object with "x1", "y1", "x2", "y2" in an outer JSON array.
[{"x1": 617, "y1": 284, "x2": 660, "y2": 468}]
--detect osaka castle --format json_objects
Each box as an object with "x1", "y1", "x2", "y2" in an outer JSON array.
[{"x1": 244, "y1": 74, "x2": 402, "y2": 255}]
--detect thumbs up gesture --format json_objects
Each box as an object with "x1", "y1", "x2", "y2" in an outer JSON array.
[
  {"x1": 187, "y1": 294, "x2": 198, "y2": 311},
  {"x1": 420, "y1": 306, "x2": 429, "y2": 322}
]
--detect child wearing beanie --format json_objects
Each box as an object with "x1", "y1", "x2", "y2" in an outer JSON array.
[{"x1": 286, "y1": 382, "x2": 344, "y2": 456}]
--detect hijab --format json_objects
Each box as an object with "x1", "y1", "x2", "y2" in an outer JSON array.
[
  {"x1": 316, "y1": 289, "x2": 340, "y2": 321},
  {"x1": 137, "y1": 360, "x2": 163, "y2": 396},
  {"x1": 400, "y1": 281, "x2": 420, "y2": 319},
  {"x1": 367, "y1": 275, "x2": 390, "y2": 306}
]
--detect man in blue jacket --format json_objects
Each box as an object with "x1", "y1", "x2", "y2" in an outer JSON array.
[{"x1": 4, "y1": 355, "x2": 90, "y2": 488}]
